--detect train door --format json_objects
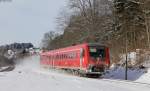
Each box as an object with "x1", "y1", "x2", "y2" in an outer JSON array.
[{"x1": 80, "y1": 48, "x2": 84, "y2": 68}]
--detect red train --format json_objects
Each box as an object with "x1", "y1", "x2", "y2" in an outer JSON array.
[{"x1": 40, "y1": 43, "x2": 110, "y2": 76}]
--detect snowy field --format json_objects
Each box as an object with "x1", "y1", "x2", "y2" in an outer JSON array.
[{"x1": 0, "y1": 55, "x2": 150, "y2": 91}]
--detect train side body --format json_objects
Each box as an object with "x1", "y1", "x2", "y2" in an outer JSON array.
[{"x1": 40, "y1": 43, "x2": 110, "y2": 75}]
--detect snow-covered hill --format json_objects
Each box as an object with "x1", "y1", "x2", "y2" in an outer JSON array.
[{"x1": 0, "y1": 55, "x2": 150, "y2": 91}]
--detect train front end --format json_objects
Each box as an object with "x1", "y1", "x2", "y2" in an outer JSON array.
[{"x1": 85, "y1": 44, "x2": 110, "y2": 75}]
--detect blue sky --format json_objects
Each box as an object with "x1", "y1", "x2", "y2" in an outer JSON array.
[{"x1": 0, "y1": 0, "x2": 66, "y2": 47}]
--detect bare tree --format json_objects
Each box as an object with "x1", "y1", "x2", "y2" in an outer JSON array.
[
  {"x1": 68, "y1": 0, "x2": 113, "y2": 42},
  {"x1": 140, "y1": 0, "x2": 150, "y2": 49},
  {"x1": 41, "y1": 31, "x2": 59, "y2": 49}
]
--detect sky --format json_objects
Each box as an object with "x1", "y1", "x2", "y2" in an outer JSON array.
[{"x1": 0, "y1": 0, "x2": 66, "y2": 47}]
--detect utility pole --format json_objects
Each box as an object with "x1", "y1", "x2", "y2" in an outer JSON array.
[{"x1": 125, "y1": 32, "x2": 128, "y2": 80}]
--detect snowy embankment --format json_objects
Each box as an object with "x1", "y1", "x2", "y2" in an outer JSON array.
[
  {"x1": 104, "y1": 65, "x2": 147, "y2": 81},
  {"x1": 136, "y1": 69, "x2": 150, "y2": 83},
  {"x1": 0, "y1": 55, "x2": 150, "y2": 91},
  {"x1": 103, "y1": 65, "x2": 150, "y2": 84},
  {"x1": 103, "y1": 51, "x2": 150, "y2": 84}
]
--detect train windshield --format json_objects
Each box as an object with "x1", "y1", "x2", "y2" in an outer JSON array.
[{"x1": 89, "y1": 47, "x2": 105, "y2": 59}]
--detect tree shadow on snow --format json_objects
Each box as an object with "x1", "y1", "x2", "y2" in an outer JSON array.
[{"x1": 103, "y1": 66, "x2": 148, "y2": 81}]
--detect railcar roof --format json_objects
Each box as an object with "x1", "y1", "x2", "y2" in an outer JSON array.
[{"x1": 40, "y1": 43, "x2": 107, "y2": 55}]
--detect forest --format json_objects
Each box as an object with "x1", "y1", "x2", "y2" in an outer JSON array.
[{"x1": 42, "y1": 0, "x2": 150, "y2": 65}]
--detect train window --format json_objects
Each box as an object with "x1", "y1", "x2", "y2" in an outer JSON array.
[
  {"x1": 55, "y1": 55, "x2": 57, "y2": 60},
  {"x1": 50, "y1": 56, "x2": 51, "y2": 61},
  {"x1": 57, "y1": 55, "x2": 58, "y2": 60},
  {"x1": 56, "y1": 54, "x2": 58, "y2": 60},
  {"x1": 59, "y1": 54, "x2": 60, "y2": 60},
  {"x1": 65, "y1": 54, "x2": 68, "y2": 59},
  {"x1": 67, "y1": 53, "x2": 71, "y2": 59},
  {"x1": 90, "y1": 48, "x2": 96, "y2": 52},
  {"x1": 52, "y1": 55, "x2": 54, "y2": 61},
  {"x1": 64, "y1": 54, "x2": 66, "y2": 59},
  {"x1": 69, "y1": 52, "x2": 77, "y2": 59},
  {"x1": 51, "y1": 55, "x2": 53, "y2": 60},
  {"x1": 50, "y1": 56, "x2": 52, "y2": 61},
  {"x1": 49, "y1": 56, "x2": 51, "y2": 61},
  {"x1": 64, "y1": 54, "x2": 67, "y2": 59},
  {"x1": 89, "y1": 47, "x2": 105, "y2": 59},
  {"x1": 62, "y1": 54, "x2": 64, "y2": 59},
  {"x1": 60, "y1": 54, "x2": 62, "y2": 60},
  {"x1": 66, "y1": 54, "x2": 68, "y2": 59},
  {"x1": 59, "y1": 55, "x2": 60, "y2": 60},
  {"x1": 61, "y1": 54, "x2": 63, "y2": 60}
]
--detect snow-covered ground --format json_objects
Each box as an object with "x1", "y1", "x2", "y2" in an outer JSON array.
[
  {"x1": 103, "y1": 63, "x2": 150, "y2": 84},
  {"x1": 0, "y1": 55, "x2": 150, "y2": 91},
  {"x1": 136, "y1": 69, "x2": 150, "y2": 84},
  {"x1": 104, "y1": 65, "x2": 147, "y2": 81}
]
